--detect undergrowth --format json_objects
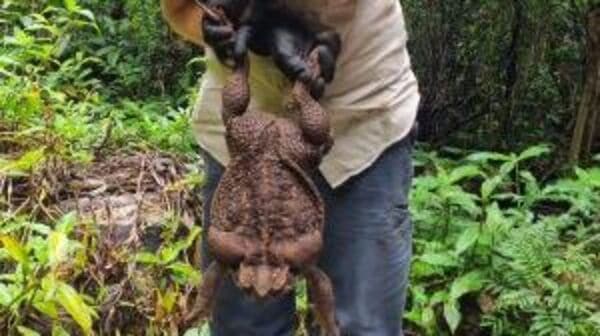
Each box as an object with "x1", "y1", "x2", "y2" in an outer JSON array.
[{"x1": 407, "y1": 146, "x2": 600, "y2": 336}]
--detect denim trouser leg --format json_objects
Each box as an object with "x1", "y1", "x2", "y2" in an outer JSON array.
[{"x1": 200, "y1": 133, "x2": 414, "y2": 336}]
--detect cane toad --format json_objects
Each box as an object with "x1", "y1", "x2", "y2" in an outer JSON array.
[{"x1": 185, "y1": 49, "x2": 339, "y2": 335}]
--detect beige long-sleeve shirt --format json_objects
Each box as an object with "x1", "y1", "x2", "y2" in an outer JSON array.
[{"x1": 192, "y1": 0, "x2": 420, "y2": 188}]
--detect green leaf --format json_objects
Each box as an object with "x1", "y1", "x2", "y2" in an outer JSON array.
[
  {"x1": 517, "y1": 145, "x2": 550, "y2": 161},
  {"x1": 448, "y1": 165, "x2": 482, "y2": 184},
  {"x1": 449, "y1": 271, "x2": 485, "y2": 301},
  {"x1": 421, "y1": 306, "x2": 436, "y2": 330},
  {"x1": 17, "y1": 326, "x2": 41, "y2": 336},
  {"x1": 52, "y1": 325, "x2": 70, "y2": 336},
  {"x1": 589, "y1": 312, "x2": 600, "y2": 326},
  {"x1": 77, "y1": 9, "x2": 96, "y2": 22},
  {"x1": 0, "y1": 283, "x2": 13, "y2": 306},
  {"x1": 56, "y1": 212, "x2": 77, "y2": 234},
  {"x1": 159, "y1": 288, "x2": 179, "y2": 313},
  {"x1": 0, "y1": 55, "x2": 19, "y2": 66},
  {"x1": 168, "y1": 262, "x2": 201, "y2": 284},
  {"x1": 55, "y1": 281, "x2": 94, "y2": 333},
  {"x1": 48, "y1": 231, "x2": 69, "y2": 267},
  {"x1": 30, "y1": 223, "x2": 52, "y2": 236},
  {"x1": 63, "y1": 0, "x2": 79, "y2": 12},
  {"x1": 410, "y1": 260, "x2": 440, "y2": 278},
  {"x1": 520, "y1": 171, "x2": 540, "y2": 196},
  {"x1": 455, "y1": 226, "x2": 480, "y2": 255},
  {"x1": 480, "y1": 203, "x2": 510, "y2": 247},
  {"x1": 430, "y1": 290, "x2": 449, "y2": 305},
  {"x1": 481, "y1": 175, "x2": 503, "y2": 201},
  {"x1": 135, "y1": 252, "x2": 161, "y2": 265},
  {"x1": 444, "y1": 301, "x2": 462, "y2": 334},
  {"x1": 499, "y1": 161, "x2": 517, "y2": 176},
  {"x1": 419, "y1": 252, "x2": 460, "y2": 268},
  {"x1": 183, "y1": 325, "x2": 211, "y2": 336},
  {"x1": 576, "y1": 167, "x2": 600, "y2": 187},
  {"x1": 184, "y1": 227, "x2": 202, "y2": 249},
  {"x1": 0, "y1": 148, "x2": 46, "y2": 176},
  {"x1": 33, "y1": 299, "x2": 60, "y2": 319},
  {"x1": 183, "y1": 328, "x2": 202, "y2": 336},
  {"x1": 159, "y1": 246, "x2": 182, "y2": 264},
  {"x1": 160, "y1": 228, "x2": 203, "y2": 265},
  {"x1": 200, "y1": 324, "x2": 211, "y2": 336},
  {"x1": 466, "y1": 152, "x2": 511, "y2": 163},
  {"x1": 444, "y1": 189, "x2": 481, "y2": 216},
  {"x1": 0, "y1": 235, "x2": 28, "y2": 265}
]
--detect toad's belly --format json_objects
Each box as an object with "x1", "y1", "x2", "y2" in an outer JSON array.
[{"x1": 208, "y1": 156, "x2": 324, "y2": 265}]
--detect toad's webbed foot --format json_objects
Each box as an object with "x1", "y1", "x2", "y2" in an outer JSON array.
[
  {"x1": 183, "y1": 262, "x2": 224, "y2": 325},
  {"x1": 305, "y1": 266, "x2": 340, "y2": 336}
]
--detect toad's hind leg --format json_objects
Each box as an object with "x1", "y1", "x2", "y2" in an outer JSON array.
[
  {"x1": 305, "y1": 266, "x2": 340, "y2": 336},
  {"x1": 222, "y1": 56, "x2": 250, "y2": 124},
  {"x1": 183, "y1": 262, "x2": 224, "y2": 325},
  {"x1": 291, "y1": 49, "x2": 333, "y2": 154}
]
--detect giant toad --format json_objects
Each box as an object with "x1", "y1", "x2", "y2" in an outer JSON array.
[{"x1": 186, "y1": 48, "x2": 339, "y2": 335}]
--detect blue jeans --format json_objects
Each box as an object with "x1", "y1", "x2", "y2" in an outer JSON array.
[{"x1": 200, "y1": 130, "x2": 415, "y2": 336}]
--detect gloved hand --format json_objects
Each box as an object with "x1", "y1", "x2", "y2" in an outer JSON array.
[
  {"x1": 200, "y1": 0, "x2": 342, "y2": 99},
  {"x1": 201, "y1": 3, "x2": 237, "y2": 66},
  {"x1": 272, "y1": 29, "x2": 341, "y2": 99}
]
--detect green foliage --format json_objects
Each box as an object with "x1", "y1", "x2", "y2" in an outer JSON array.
[
  {"x1": 0, "y1": 210, "x2": 204, "y2": 334},
  {"x1": 0, "y1": 213, "x2": 97, "y2": 334},
  {"x1": 403, "y1": 0, "x2": 598, "y2": 152},
  {"x1": 0, "y1": 0, "x2": 201, "y2": 163},
  {"x1": 1, "y1": 1, "x2": 204, "y2": 334},
  {"x1": 407, "y1": 145, "x2": 600, "y2": 335},
  {"x1": 135, "y1": 226, "x2": 202, "y2": 285}
]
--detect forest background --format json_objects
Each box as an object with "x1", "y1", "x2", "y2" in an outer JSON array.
[{"x1": 1, "y1": 1, "x2": 600, "y2": 335}]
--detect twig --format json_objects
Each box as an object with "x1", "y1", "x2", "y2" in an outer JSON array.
[
  {"x1": 0, "y1": 197, "x2": 31, "y2": 224},
  {"x1": 136, "y1": 157, "x2": 148, "y2": 195}
]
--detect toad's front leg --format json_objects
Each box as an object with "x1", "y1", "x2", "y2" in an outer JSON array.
[{"x1": 305, "y1": 266, "x2": 340, "y2": 336}]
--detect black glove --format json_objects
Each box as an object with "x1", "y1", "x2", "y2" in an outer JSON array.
[
  {"x1": 200, "y1": 0, "x2": 255, "y2": 66},
  {"x1": 271, "y1": 28, "x2": 341, "y2": 100},
  {"x1": 201, "y1": 0, "x2": 342, "y2": 99},
  {"x1": 202, "y1": 9, "x2": 236, "y2": 66}
]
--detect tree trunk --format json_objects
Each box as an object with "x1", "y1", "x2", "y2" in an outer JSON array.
[
  {"x1": 502, "y1": 0, "x2": 525, "y2": 147},
  {"x1": 569, "y1": 7, "x2": 600, "y2": 163}
]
